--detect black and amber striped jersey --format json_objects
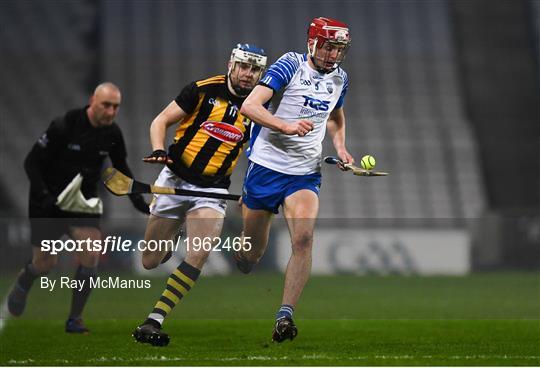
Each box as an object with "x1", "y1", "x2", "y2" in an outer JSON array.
[{"x1": 167, "y1": 75, "x2": 251, "y2": 189}]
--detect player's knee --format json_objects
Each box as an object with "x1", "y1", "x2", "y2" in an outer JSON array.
[
  {"x1": 243, "y1": 252, "x2": 262, "y2": 264},
  {"x1": 80, "y1": 251, "x2": 100, "y2": 268},
  {"x1": 244, "y1": 242, "x2": 267, "y2": 263},
  {"x1": 33, "y1": 257, "x2": 57, "y2": 273},
  {"x1": 141, "y1": 254, "x2": 160, "y2": 270},
  {"x1": 142, "y1": 259, "x2": 159, "y2": 270},
  {"x1": 291, "y1": 232, "x2": 313, "y2": 254}
]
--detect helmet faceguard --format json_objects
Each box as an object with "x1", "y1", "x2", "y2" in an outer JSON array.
[
  {"x1": 228, "y1": 43, "x2": 268, "y2": 96},
  {"x1": 307, "y1": 17, "x2": 351, "y2": 73}
]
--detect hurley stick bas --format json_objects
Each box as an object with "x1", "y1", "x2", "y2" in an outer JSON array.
[
  {"x1": 101, "y1": 167, "x2": 241, "y2": 201},
  {"x1": 323, "y1": 156, "x2": 389, "y2": 177}
]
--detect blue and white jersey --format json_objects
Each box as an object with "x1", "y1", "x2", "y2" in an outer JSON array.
[{"x1": 248, "y1": 52, "x2": 349, "y2": 175}]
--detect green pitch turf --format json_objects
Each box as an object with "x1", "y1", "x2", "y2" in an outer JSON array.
[{"x1": 1, "y1": 273, "x2": 539, "y2": 366}]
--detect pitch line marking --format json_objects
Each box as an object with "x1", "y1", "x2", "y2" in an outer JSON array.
[
  {"x1": 84, "y1": 354, "x2": 540, "y2": 363},
  {"x1": 6, "y1": 355, "x2": 540, "y2": 365}
]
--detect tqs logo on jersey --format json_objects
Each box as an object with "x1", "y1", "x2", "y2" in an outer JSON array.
[
  {"x1": 302, "y1": 95, "x2": 330, "y2": 111},
  {"x1": 201, "y1": 121, "x2": 244, "y2": 143}
]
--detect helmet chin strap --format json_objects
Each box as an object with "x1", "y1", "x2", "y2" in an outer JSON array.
[{"x1": 309, "y1": 55, "x2": 333, "y2": 74}]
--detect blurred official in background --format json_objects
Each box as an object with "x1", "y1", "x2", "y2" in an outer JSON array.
[{"x1": 7, "y1": 82, "x2": 149, "y2": 333}]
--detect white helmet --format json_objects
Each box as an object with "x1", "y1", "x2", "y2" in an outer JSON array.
[
  {"x1": 228, "y1": 43, "x2": 268, "y2": 96},
  {"x1": 229, "y1": 43, "x2": 267, "y2": 70}
]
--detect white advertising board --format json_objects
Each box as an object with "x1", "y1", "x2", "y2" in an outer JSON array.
[{"x1": 276, "y1": 229, "x2": 470, "y2": 275}]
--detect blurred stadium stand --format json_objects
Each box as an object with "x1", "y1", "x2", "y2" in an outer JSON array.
[
  {"x1": 0, "y1": 0, "x2": 97, "y2": 216},
  {"x1": 0, "y1": 0, "x2": 486, "y2": 222},
  {"x1": 1, "y1": 0, "x2": 538, "y2": 271},
  {"x1": 451, "y1": 0, "x2": 540, "y2": 269},
  {"x1": 99, "y1": 0, "x2": 486, "y2": 223}
]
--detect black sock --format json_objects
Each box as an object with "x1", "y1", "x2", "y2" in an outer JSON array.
[
  {"x1": 17, "y1": 261, "x2": 40, "y2": 292},
  {"x1": 68, "y1": 265, "x2": 97, "y2": 319}
]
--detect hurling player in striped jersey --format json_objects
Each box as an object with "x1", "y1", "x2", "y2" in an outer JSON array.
[{"x1": 132, "y1": 44, "x2": 267, "y2": 346}]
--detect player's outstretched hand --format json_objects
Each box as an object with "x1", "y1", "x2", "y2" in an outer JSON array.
[
  {"x1": 143, "y1": 149, "x2": 173, "y2": 164},
  {"x1": 282, "y1": 119, "x2": 314, "y2": 137},
  {"x1": 336, "y1": 149, "x2": 354, "y2": 171}
]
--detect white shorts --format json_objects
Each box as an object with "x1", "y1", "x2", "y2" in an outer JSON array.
[{"x1": 149, "y1": 167, "x2": 228, "y2": 219}]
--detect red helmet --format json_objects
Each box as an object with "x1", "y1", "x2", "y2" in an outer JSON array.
[
  {"x1": 307, "y1": 17, "x2": 351, "y2": 72},
  {"x1": 308, "y1": 17, "x2": 351, "y2": 46}
]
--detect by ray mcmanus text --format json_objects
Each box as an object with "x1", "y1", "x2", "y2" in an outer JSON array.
[{"x1": 40, "y1": 276, "x2": 152, "y2": 291}]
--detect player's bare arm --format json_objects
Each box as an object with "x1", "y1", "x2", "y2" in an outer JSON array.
[
  {"x1": 326, "y1": 107, "x2": 354, "y2": 169},
  {"x1": 143, "y1": 101, "x2": 187, "y2": 164},
  {"x1": 240, "y1": 85, "x2": 314, "y2": 136}
]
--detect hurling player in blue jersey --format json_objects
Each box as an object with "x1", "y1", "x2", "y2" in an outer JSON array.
[{"x1": 235, "y1": 17, "x2": 354, "y2": 342}]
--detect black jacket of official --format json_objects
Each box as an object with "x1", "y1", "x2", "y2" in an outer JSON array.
[{"x1": 25, "y1": 107, "x2": 147, "y2": 216}]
